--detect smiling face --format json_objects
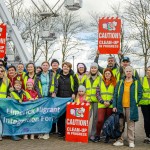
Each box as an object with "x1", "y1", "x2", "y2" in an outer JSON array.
[
  {"x1": 14, "y1": 83, "x2": 22, "y2": 91},
  {"x1": 62, "y1": 64, "x2": 70, "y2": 74},
  {"x1": 125, "y1": 67, "x2": 133, "y2": 78},
  {"x1": 104, "y1": 70, "x2": 112, "y2": 80},
  {"x1": 26, "y1": 82, "x2": 33, "y2": 90},
  {"x1": 90, "y1": 66, "x2": 98, "y2": 74},
  {"x1": 147, "y1": 67, "x2": 150, "y2": 77},
  {"x1": 51, "y1": 62, "x2": 59, "y2": 71},
  {"x1": 0, "y1": 67, "x2": 5, "y2": 78},
  {"x1": 17, "y1": 64, "x2": 24, "y2": 73},
  {"x1": 122, "y1": 61, "x2": 130, "y2": 68},
  {"x1": 27, "y1": 64, "x2": 35, "y2": 73},
  {"x1": 42, "y1": 62, "x2": 49, "y2": 72},
  {"x1": 8, "y1": 67, "x2": 16, "y2": 77}
]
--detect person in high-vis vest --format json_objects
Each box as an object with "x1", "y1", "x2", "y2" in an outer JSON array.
[
  {"x1": 34, "y1": 61, "x2": 58, "y2": 140},
  {"x1": 84, "y1": 62, "x2": 101, "y2": 142},
  {"x1": 49, "y1": 59, "x2": 61, "y2": 134},
  {"x1": 94, "y1": 51, "x2": 119, "y2": 78},
  {"x1": 10, "y1": 80, "x2": 31, "y2": 141},
  {"x1": 17, "y1": 63, "x2": 26, "y2": 79},
  {"x1": 74, "y1": 63, "x2": 87, "y2": 87},
  {"x1": 93, "y1": 68, "x2": 117, "y2": 143},
  {"x1": 24, "y1": 63, "x2": 37, "y2": 90},
  {"x1": 57, "y1": 62, "x2": 78, "y2": 138},
  {"x1": 75, "y1": 85, "x2": 88, "y2": 103},
  {"x1": 139, "y1": 66, "x2": 150, "y2": 144},
  {"x1": 116, "y1": 57, "x2": 140, "y2": 82},
  {"x1": 113, "y1": 66, "x2": 142, "y2": 148},
  {"x1": 0, "y1": 66, "x2": 10, "y2": 141}
]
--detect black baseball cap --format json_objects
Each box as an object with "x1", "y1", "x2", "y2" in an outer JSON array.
[{"x1": 122, "y1": 57, "x2": 130, "y2": 62}]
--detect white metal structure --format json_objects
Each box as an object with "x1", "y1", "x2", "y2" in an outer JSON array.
[
  {"x1": 65, "y1": 0, "x2": 82, "y2": 11},
  {"x1": 0, "y1": 0, "x2": 30, "y2": 63}
]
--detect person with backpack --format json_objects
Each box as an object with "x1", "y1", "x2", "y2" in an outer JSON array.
[
  {"x1": 113, "y1": 66, "x2": 142, "y2": 148},
  {"x1": 139, "y1": 66, "x2": 150, "y2": 144},
  {"x1": 93, "y1": 68, "x2": 117, "y2": 142}
]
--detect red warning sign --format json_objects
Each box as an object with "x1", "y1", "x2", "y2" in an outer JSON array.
[
  {"x1": 98, "y1": 17, "x2": 121, "y2": 54},
  {"x1": 0, "y1": 24, "x2": 7, "y2": 58},
  {"x1": 65, "y1": 102, "x2": 90, "y2": 143}
]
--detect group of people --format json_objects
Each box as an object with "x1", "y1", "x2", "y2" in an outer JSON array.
[{"x1": 0, "y1": 52, "x2": 149, "y2": 149}]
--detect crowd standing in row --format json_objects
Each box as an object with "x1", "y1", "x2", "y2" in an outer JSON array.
[{"x1": 0, "y1": 52, "x2": 149, "y2": 148}]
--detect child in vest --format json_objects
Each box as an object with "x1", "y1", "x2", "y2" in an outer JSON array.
[
  {"x1": 10, "y1": 80, "x2": 31, "y2": 141},
  {"x1": 75, "y1": 85, "x2": 87, "y2": 104},
  {"x1": 23, "y1": 78, "x2": 38, "y2": 140}
]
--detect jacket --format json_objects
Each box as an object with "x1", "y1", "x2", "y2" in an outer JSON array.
[
  {"x1": 113, "y1": 76, "x2": 142, "y2": 121},
  {"x1": 57, "y1": 70, "x2": 78, "y2": 98}
]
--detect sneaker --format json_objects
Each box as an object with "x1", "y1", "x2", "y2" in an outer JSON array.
[
  {"x1": 113, "y1": 140, "x2": 124, "y2": 146},
  {"x1": 129, "y1": 142, "x2": 135, "y2": 148},
  {"x1": 143, "y1": 137, "x2": 150, "y2": 144},
  {"x1": 38, "y1": 134, "x2": 43, "y2": 139},
  {"x1": 42, "y1": 134, "x2": 49, "y2": 140},
  {"x1": 11, "y1": 136, "x2": 21, "y2": 141},
  {"x1": 23, "y1": 135, "x2": 28, "y2": 140},
  {"x1": 30, "y1": 134, "x2": 34, "y2": 140}
]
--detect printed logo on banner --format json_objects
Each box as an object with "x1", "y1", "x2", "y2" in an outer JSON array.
[
  {"x1": 98, "y1": 17, "x2": 121, "y2": 54},
  {"x1": 65, "y1": 102, "x2": 90, "y2": 143},
  {"x1": 0, "y1": 24, "x2": 7, "y2": 58}
]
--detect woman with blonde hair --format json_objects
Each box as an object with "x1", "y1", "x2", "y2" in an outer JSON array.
[
  {"x1": 113, "y1": 66, "x2": 142, "y2": 148},
  {"x1": 0, "y1": 66, "x2": 10, "y2": 141}
]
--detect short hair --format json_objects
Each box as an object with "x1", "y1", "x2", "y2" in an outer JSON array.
[
  {"x1": 14, "y1": 80, "x2": 22, "y2": 85},
  {"x1": 107, "y1": 56, "x2": 116, "y2": 62},
  {"x1": 124, "y1": 66, "x2": 134, "y2": 74},
  {"x1": 62, "y1": 62, "x2": 72, "y2": 69},
  {"x1": 8, "y1": 65, "x2": 16, "y2": 71},
  {"x1": 41, "y1": 61, "x2": 50, "y2": 66}
]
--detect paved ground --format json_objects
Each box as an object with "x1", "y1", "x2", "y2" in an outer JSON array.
[{"x1": 0, "y1": 109, "x2": 150, "y2": 150}]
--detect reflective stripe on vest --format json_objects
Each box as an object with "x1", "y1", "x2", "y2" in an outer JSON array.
[
  {"x1": 10, "y1": 91, "x2": 31, "y2": 102},
  {"x1": 50, "y1": 75, "x2": 55, "y2": 93},
  {"x1": 98, "y1": 79, "x2": 114, "y2": 108},
  {"x1": 139, "y1": 76, "x2": 150, "y2": 105},
  {"x1": 86, "y1": 76, "x2": 101, "y2": 102},
  {"x1": 57, "y1": 74, "x2": 74, "y2": 92},
  {"x1": 118, "y1": 79, "x2": 138, "y2": 104},
  {"x1": 0, "y1": 79, "x2": 9, "y2": 98},
  {"x1": 76, "y1": 74, "x2": 87, "y2": 85}
]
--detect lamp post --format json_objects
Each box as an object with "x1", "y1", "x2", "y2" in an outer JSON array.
[{"x1": 72, "y1": 55, "x2": 75, "y2": 71}]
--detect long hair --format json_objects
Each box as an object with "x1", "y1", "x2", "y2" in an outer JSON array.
[
  {"x1": 0, "y1": 66, "x2": 8, "y2": 85},
  {"x1": 103, "y1": 68, "x2": 117, "y2": 87}
]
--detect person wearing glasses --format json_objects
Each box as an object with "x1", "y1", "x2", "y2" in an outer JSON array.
[{"x1": 0, "y1": 66, "x2": 10, "y2": 141}]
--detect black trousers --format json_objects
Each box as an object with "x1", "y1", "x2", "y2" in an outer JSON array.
[
  {"x1": 57, "y1": 112, "x2": 66, "y2": 136},
  {"x1": 141, "y1": 105, "x2": 150, "y2": 138}
]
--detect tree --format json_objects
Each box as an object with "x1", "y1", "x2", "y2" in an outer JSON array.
[
  {"x1": 57, "y1": 9, "x2": 86, "y2": 63},
  {"x1": 124, "y1": 0, "x2": 150, "y2": 75}
]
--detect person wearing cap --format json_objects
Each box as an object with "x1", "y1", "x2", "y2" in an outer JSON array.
[
  {"x1": 93, "y1": 68, "x2": 117, "y2": 143},
  {"x1": 139, "y1": 66, "x2": 150, "y2": 144},
  {"x1": 83, "y1": 62, "x2": 101, "y2": 142},
  {"x1": 113, "y1": 66, "x2": 142, "y2": 148},
  {"x1": 94, "y1": 51, "x2": 119, "y2": 78},
  {"x1": 57, "y1": 61, "x2": 78, "y2": 137},
  {"x1": 116, "y1": 57, "x2": 140, "y2": 81},
  {"x1": 74, "y1": 63, "x2": 87, "y2": 87}
]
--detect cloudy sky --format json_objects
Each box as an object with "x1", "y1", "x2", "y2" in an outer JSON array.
[{"x1": 22, "y1": 0, "x2": 144, "y2": 75}]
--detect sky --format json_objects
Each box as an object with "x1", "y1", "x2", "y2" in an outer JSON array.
[{"x1": 6, "y1": 0, "x2": 145, "y2": 76}]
